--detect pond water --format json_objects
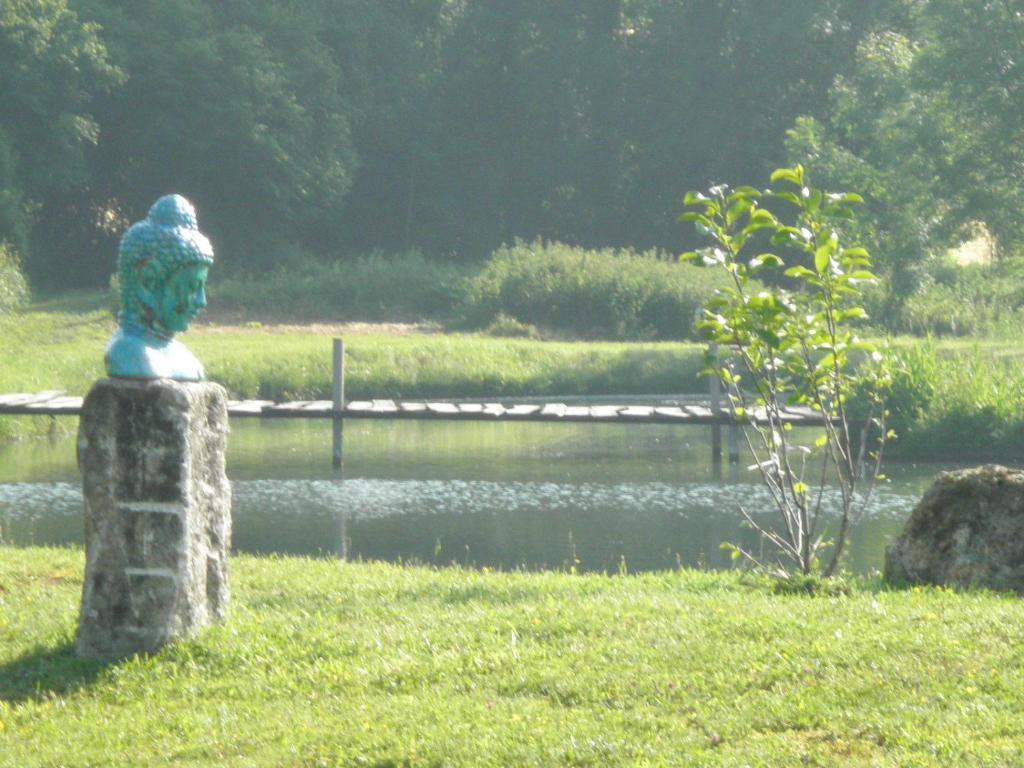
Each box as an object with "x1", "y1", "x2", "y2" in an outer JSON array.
[{"x1": 0, "y1": 419, "x2": 945, "y2": 574}]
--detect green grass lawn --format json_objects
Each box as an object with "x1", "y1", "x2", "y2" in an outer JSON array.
[{"x1": 2, "y1": 547, "x2": 1023, "y2": 766}]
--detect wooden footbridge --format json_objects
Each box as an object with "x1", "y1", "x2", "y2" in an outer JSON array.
[
  {"x1": 0, "y1": 389, "x2": 822, "y2": 426},
  {"x1": 0, "y1": 340, "x2": 825, "y2": 468}
]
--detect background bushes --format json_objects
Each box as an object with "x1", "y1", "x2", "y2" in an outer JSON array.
[
  {"x1": 457, "y1": 241, "x2": 736, "y2": 340},
  {"x1": 211, "y1": 250, "x2": 468, "y2": 323},
  {"x1": 208, "y1": 242, "x2": 735, "y2": 341},
  {"x1": 885, "y1": 260, "x2": 1024, "y2": 337}
]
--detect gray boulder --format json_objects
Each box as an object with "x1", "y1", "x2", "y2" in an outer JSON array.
[{"x1": 885, "y1": 464, "x2": 1024, "y2": 592}]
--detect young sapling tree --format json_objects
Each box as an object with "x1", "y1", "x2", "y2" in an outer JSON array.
[{"x1": 680, "y1": 165, "x2": 891, "y2": 577}]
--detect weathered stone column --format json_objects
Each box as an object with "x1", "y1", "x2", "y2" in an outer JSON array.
[{"x1": 76, "y1": 378, "x2": 231, "y2": 658}]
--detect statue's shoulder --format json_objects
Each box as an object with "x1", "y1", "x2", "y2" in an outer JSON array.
[
  {"x1": 104, "y1": 327, "x2": 205, "y2": 381},
  {"x1": 105, "y1": 328, "x2": 162, "y2": 379},
  {"x1": 165, "y1": 338, "x2": 205, "y2": 381}
]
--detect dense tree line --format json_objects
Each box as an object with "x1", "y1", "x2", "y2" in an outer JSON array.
[{"x1": 1, "y1": 0, "x2": 1020, "y2": 293}]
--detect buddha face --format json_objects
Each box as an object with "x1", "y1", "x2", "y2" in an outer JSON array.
[{"x1": 150, "y1": 263, "x2": 209, "y2": 334}]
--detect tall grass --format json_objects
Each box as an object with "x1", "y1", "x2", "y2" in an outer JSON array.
[{"x1": 885, "y1": 340, "x2": 1024, "y2": 458}]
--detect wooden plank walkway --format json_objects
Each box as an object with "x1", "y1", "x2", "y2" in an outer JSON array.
[{"x1": 0, "y1": 391, "x2": 826, "y2": 426}]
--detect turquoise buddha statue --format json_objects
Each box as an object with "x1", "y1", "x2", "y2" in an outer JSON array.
[{"x1": 105, "y1": 195, "x2": 214, "y2": 380}]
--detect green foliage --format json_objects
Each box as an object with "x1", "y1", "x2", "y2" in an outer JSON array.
[
  {"x1": 3, "y1": 0, "x2": 1022, "y2": 308},
  {"x1": 54, "y1": 0, "x2": 358, "y2": 280},
  {"x1": 0, "y1": 0, "x2": 120, "y2": 271},
  {"x1": 214, "y1": 243, "x2": 739, "y2": 340},
  {"x1": 460, "y1": 240, "x2": 736, "y2": 340},
  {"x1": 1, "y1": 1, "x2": 891, "y2": 287},
  {"x1": 0, "y1": 242, "x2": 29, "y2": 314},
  {"x1": 7, "y1": 546, "x2": 1024, "y2": 765},
  {"x1": 771, "y1": 572, "x2": 853, "y2": 597},
  {"x1": 791, "y1": 0, "x2": 1024, "y2": 303},
  {"x1": 683, "y1": 167, "x2": 890, "y2": 577},
  {"x1": 877, "y1": 342, "x2": 937, "y2": 441}
]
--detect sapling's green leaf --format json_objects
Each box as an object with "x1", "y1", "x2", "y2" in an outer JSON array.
[
  {"x1": 835, "y1": 192, "x2": 864, "y2": 204},
  {"x1": 770, "y1": 167, "x2": 801, "y2": 185},
  {"x1": 749, "y1": 253, "x2": 783, "y2": 271},
  {"x1": 678, "y1": 212, "x2": 712, "y2": 226},
  {"x1": 726, "y1": 198, "x2": 753, "y2": 226},
  {"x1": 771, "y1": 191, "x2": 802, "y2": 207},
  {"x1": 679, "y1": 251, "x2": 699, "y2": 262},
  {"x1": 814, "y1": 243, "x2": 832, "y2": 274},
  {"x1": 771, "y1": 227, "x2": 804, "y2": 246},
  {"x1": 784, "y1": 265, "x2": 816, "y2": 279},
  {"x1": 683, "y1": 191, "x2": 709, "y2": 206},
  {"x1": 728, "y1": 186, "x2": 761, "y2": 202},
  {"x1": 757, "y1": 328, "x2": 782, "y2": 348}
]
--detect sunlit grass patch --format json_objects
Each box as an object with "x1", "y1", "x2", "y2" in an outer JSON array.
[{"x1": 2, "y1": 547, "x2": 1024, "y2": 766}]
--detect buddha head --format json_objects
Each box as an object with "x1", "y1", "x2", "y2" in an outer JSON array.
[{"x1": 118, "y1": 195, "x2": 214, "y2": 337}]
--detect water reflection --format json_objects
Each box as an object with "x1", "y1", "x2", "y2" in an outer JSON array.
[{"x1": 0, "y1": 419, "x2": 939, "y2": 574}]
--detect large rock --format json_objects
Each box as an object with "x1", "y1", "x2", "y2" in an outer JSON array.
[
  {"x1": 885, "y1": 465, "x2": 1024, "y2": 592},
  {"x1": 75, "y1": 378, "x2": 231, "y2": 658}
]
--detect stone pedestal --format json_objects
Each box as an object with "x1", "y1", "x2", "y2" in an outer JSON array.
[{"x1": 75, "y1": 378, "x2": 231, "y2": 658}]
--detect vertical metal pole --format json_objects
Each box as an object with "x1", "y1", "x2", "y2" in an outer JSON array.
[
  {"x1": 332, "y1": 338, "x2": 345, "y2": 469},
  {"x1": 709, "y1": 342, "x2": 722, "y2": 473}
]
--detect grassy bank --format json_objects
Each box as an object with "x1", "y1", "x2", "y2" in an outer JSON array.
[
  {"x1": 2, "y1": 547, "x2": 1024, "y2": 766},
  {"x1": 6, "y1": 301, "x2": 1024, "y2": 459},
  {"x1": 0, "y1": 309, "x2": 705, "y2": 441}
]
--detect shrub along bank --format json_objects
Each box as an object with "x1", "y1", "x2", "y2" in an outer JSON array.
[
  {"x1": 2, "y1": 546, "x2": 1024, "y2": 766},
  {"x1": 210, "y1": 243, "x2": 739, "y2": 341},
  {"x1": 456, "y1": 240, "x2": 739, "y2": 340}
]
